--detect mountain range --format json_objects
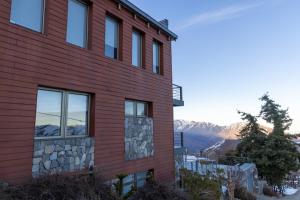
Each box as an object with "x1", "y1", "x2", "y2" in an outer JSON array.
[{"x1": 174, "y1": 120, "x2": 246, "y2": 154}]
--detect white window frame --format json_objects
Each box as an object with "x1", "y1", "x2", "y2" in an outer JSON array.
[
  {"x1": 10, "y1": 0, "x2": 46, "y2": 33},
  {"x1": 66, "y1": 0, "x2": 89, "y2": 48},
  {"x1": 132, "y1": 30, "x2": 143, "y2": 67},
  {"x1": 35, "y1": 87, "x2": 90, "y2": 140}
]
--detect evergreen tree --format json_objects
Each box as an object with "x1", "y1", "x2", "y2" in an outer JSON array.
[
  {"x1": 236, "y1": 112, "x2": 267, "y2": 177},
  {"x1": 236, "y1": 94, "x2": 300, "y2": 189},
  {"x1": 259, "y1": 94, "x2": 293, "y2": 135}
]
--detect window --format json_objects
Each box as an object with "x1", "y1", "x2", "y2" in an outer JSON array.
[
  {"x1": 66, "y1": 0, "x2": 88, "y2": 48},
  {"x1": 35, "y1": 88, "x2": 90, "y2": 138},
  {"x1": 10, "y1": 0, "x2": 45, "y2": 32},
  {"x1": 152, "y1": 41, "x2": 161, "y2": 74},
  {"x1": 132, "y1": 30, "x2": 143, "y2": 67},
  {"x1": 122, "y1": 170, "x2": 153, "y2": 196},
  {"x1": 105, "y1": 16, "x2": 119, "y2": 59},
  {"x1": 125, "y1": 100, "x2": 148, "y2": 117}
]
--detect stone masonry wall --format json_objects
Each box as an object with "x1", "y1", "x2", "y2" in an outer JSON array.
[
  {"x1": 32, "y1": 137, "x2": 94, "y2": 177},
  {"x1": 125, "y1": 117, "x2": 154, "y2": 160}
]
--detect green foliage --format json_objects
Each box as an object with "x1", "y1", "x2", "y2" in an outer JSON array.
[
  {"x1": 237, "y1": 94, "x2": 300, "y2": 188},
  {"x1": 259, "y1": 94, "x2": 293, "y2": 135},
  {"x1": 218, "y1": 150, "x2": 251, "y2": 165},
  {"x1": 180, "y1": 168, "x2": 221, "y2": 200}
]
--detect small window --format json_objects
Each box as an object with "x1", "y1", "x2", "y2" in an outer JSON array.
[
  {"x1": 125, "y1": 101, "x2": 135, "y2": 116},
  {"x1": 132, "y1": 30, "x2": 143, "y2": 67},
  {"x1": 137, "y1": 102, "x2": 147, "y2": 117},
  {"x1": 152, "y1": 41, "x2": 161, "y2": 74},
  {"x1": 10, "y1": 0, "x2": 45, "y2": 32},
  {"x1": 66, "y1": 0, "x2": 88, "y2": 48},
  {"x1": 35, "y1": 88, "x2": 90, "y2": 139},
  {"x1": 105, "y1": 16, "x2": 119, "y2": 59},
  {"x1": 125, "y1": 100, "x2": 149, "y2": 117}
]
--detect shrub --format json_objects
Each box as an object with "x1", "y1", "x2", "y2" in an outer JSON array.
[
  {"x1": 128, "y1": 181, "x2": 189, "y2": 200},
  {"x1": 234, "y1": 187, "x2": 256, "y2": 200},
  {"x1": 180, "y1": 169, "x2": 221, "y2": 200},
  {"x1": 0, "y1": 174, "x2": 118, "y2": 200}
]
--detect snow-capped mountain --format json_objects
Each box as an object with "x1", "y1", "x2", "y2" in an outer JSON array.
[{"x1": 174, "y1": 120, "x2": 245, "y2": 153}]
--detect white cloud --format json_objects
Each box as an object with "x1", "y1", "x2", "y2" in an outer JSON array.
[{"x1": 176, "y1": 3, "x2": 262, "y2": 31}]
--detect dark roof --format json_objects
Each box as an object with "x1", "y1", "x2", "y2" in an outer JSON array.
[{"x1": 118, "y1": 0, "x2": 178, "y2": 40}]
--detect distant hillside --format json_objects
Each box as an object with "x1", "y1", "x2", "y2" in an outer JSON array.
[{"x1": 174, "y1": 120, "x2": 271, "y2": 154}]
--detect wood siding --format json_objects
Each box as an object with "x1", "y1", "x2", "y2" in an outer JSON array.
[{"x1": 0, "y1": 0, "x2": 175, "y2": 183}]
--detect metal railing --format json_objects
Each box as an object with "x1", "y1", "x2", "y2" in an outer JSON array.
[
  {"x1": 174, "y1": 132, "x2": 184, "y2": 148},
  {"x1": 173, "y1": 84, "x2": 183, "y2": 102}
]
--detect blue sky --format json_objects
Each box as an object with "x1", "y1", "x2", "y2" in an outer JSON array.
[{"x1": 129, "y1": 0, "x2": 300, "y2": 133}]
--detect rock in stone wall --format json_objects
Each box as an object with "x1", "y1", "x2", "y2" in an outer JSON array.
[
  {"x1": 125, "y1": 117, "x2": 154, "y2": 160},
  {"x1": 32, "y1": 137, "x2": 94, "y2": 177}
]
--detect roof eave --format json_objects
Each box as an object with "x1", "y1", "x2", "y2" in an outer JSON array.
[{"x1": 118, "y1": 0, "x2": 178, "y2": 41}]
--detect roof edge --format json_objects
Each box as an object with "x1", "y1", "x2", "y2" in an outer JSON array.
[{"x1": 118, "y1": 0, "x2": 178, "y2": 40}]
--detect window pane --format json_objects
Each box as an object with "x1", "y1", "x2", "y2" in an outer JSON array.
[
  {"x1": 132, "y1": 31, "x2": 142, "y2": 67},
  {"x1": 152, "y1": 42, "x2": 160, "y2": 74},
  {"x1": 136, "y1": 171, "x2": 147, "y2": 188},
  {"x1": 105, "y1": 16, "x2": 119, "y2": 59},
  {"x1": 137, "y1": 102, "x2": 147, "y2": 117},
  {"x1": 66, "y1": 94, "x2": 88, "y2": 136},
  {"x1": 10, "y1": 0, "x2": 44, "y2": 32},
  {"x1": 125, "y1": 101, "x2": 135, "y2": 116},
  {"x1": 66, "y1": 0, "x2": 88, "y2": 48},
  {"x1": 35, "y1": 90, "x2": 62, "y2": 137},
  {"x1": 122, "y1": 175, "x2": 134, "y2": 195}
]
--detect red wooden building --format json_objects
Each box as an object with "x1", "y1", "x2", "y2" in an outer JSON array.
[{"x1": 0, "y1": 0, "x2": 183, "y2": 188}]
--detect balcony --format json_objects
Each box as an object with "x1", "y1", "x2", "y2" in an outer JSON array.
[
  {"x1": 173, "y1": 84, "x2": 184, "y2": 107},
  {"x1": 174, "y1": 132, "x2": 184, "y2": 149}
]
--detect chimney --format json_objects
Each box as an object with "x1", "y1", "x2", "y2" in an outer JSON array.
[{"x1": 159, "y1": 19, "x2": 169, "y2": 28}]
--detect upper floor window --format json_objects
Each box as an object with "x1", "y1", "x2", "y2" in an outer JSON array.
[
  {"x1": 66, "y1": 0, "x2": 88, "y2": 48},
  {"x1": 152, "y1": 41, "x2": 161, "y2": 74},
  {"x1": 132, "y1": 30, "x2": 143, "y2": 67},
  {"x1": 35, "y1": 88, "x2": 90, "y2": 138},
  {"x1": 125, "y1": 100, "x2": 149, "y2": 117},
  {"x1": 105, "y1": 16, "x2": 119, "y2": 59},
  {"x1": 10, "y1": 0, "x2": 45, "y2": 32}
]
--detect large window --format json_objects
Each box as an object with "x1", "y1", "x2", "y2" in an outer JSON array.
[
  {"x1": 152, "y1": 41, "x2": 161, "y2": 74},
  {"x1": 10, "y1": 0, "x2": 45, "y2": 32},
  {"x1": 105, "y1": 16, "x2": 119, "y2": 59},
  {"x1": 35, "y1": 88, "x2": 90, "y2": 138},
  {"x1": 132, "y1": 30, "x2": 143, "y2": 67},
  {"x1": 125, "y1": 100, "x2": 148, "y2": 117},
  {"x1": 66, "y1": 0, "x2": 88, "y2": 48}
]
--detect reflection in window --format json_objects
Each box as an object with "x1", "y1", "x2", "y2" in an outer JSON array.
[
  {"x1": 105, "y1": 16, "x2": 119, "y2": 59},
  {"x1": 152, "y1": 41, "x2": 161, "y2": 74},
  {"x1": 66, "y1": 94, "x2": 88, "y2": 136},
  {"x1": 125, "y1": 101, "x2": 134, "y2": 116},
  {"x1": 125, "y1": 100, "x2": 149, "y2": 117},
  {"x1": 137, "y1": 102, "x2": 147, "y2": 117},
  {"x1": 35, "y1": 90, "x2": 62, "y2": 137},
  {"x1": 132, "y1": 31, "x2": 142, "y2": 67},
  {"x1": 136, "y1": 171, "x2": 147, "y2": 188},
  {"x1": 10, "y1": 0, "x2": 44, "y2": 32},
  {"x1": 35, "y1": 88, "x2": 90, "y2": 139},
  {"x1": 66, "y1": 0, "x2": 88, "y2": 48}
]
